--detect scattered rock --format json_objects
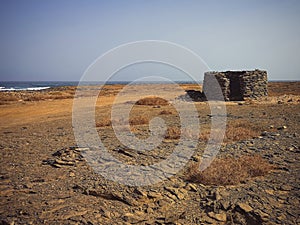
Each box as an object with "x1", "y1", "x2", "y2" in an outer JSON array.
[
  {"x1": 147, "y1": 191, "x2": 163, "y2": 199},
  {"x1": 69, "y1": 172, "x2": 75, "y2": 177},
  {"x1": 220, "y1": 200, "x2": 231, "y2": 210},
  {"x1": 186, "y1": 183, "x2": 198, "y2": 192},
  {"x1": 278, "y1": 125, "x2": 287, "y2": 130},
  {"x1": 236, "y1": 203, "x2": 253, "y2": 213},
  {"x1": 123, "y1": 212, "x2": 145, "y2": 224},
  {"x1": 255, "y1": 210, "x2": 270, "y2": 222},
  {"x1": 280, "y1": 184, "x2": 292, "y2": 191},
  {"x1": 207, "y1": 211, "x2": 227, "y2": 222}
]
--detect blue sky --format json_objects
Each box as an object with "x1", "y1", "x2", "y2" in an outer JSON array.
[{"x1": 0, "y1": 0, "x2": 299, "y2": 81}]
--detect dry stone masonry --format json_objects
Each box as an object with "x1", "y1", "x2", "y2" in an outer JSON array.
[{"x1": 203, "y1": 69, "x2": 268, "y2": 101}]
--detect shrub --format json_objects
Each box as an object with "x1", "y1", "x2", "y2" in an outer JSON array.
[
  {"x1": 165, "y1": 127, "x2": 181, "y2": 139},
  {"x1": 114, "y1": 125, "x2": 138, "y2": 133},
  {"x1": 159, "y1": 110, "x2": 173, "y2": 115},
  {"x1": 0, "y1": 95, "x2": 19, "y2": 101},
  {"x1": 198, "y1": 120, "x2": 263, "y2": 143},
  {"x1": 97, "y1": 116, "x2": 149, "y2": 127},
  {"x1": 186, "y1": 154, "x2": 274, "y2": 185},
  {"x1": 136, "y1": 96, "x2": 169, "y2": 106},
  {"x1": 199, "y1": 130, "x2": 210, "y2": 142},
  {"x1": 96, "y1": 118, "x2": 112, "y2": 127},
  {"x1": 225, "y1": 126, "x2": 259, "y2": 142},
  {"x1": 129, "y1": 116, "x2": 149, "y2": 125}
]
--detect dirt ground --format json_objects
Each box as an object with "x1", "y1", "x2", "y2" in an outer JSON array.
[{"x1": 0, "y1": 82, "x2": 299, "y2": 224}]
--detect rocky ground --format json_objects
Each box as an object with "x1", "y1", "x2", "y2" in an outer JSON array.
[{"x1": 0, "y1": 82, "x2": 299, "y2": 224}]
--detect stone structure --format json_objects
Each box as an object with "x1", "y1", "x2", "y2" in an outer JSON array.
[{"x1": 202, "y1": 69, "x2": 268, "y2": 101}]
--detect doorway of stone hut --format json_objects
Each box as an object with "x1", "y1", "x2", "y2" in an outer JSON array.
[{"x1": 229, "y1": 75, "x2": 243, "y2": 101}]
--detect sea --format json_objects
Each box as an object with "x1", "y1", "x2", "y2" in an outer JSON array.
[
  {"x1": 0, "y1": 81, "x2": 124, "y2": 91},
  {"x1": 0, "y1": 81, "x2": 198, "y2": 91}
]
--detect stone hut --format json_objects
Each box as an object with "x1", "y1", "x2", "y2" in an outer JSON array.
[{"x1": 203, "y1": 69, "x2": 268, "y2": 101}]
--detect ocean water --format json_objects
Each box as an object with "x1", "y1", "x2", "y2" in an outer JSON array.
[
  {"x1": 0, "y1": 81, "x2": 125, "y2": 91},
  {"x1": 0, "y1": 81, "x2": 200, "y2": 91},
  {"x1": 0, "y1": 81, "x2": 80, "y2": 91}
]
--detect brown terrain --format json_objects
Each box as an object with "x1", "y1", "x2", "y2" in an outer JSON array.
[{"x1": 0, "y1": 82, "x2": 299, "y2": 224}]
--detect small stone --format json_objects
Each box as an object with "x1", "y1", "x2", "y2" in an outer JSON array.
[
  {"x1": 218, "y1": 188, "x2": 230, "y2": 198},
  {"x1": 187, "y1": 183, "x2": 198, "y2": 192},
  {"x1": 265, "y1": 189, "x2": 274, "y2": 195},
  {"x1": 277, "y1": 214, "x2": 286, "y2": 221},
  {"x1": 164, "y1": 187, "x2": 187, "y2": 200},
  {"x1": 166, "y1": 192, "x2": 177, "y2": 201},
  {"x1": 237, "y1": 203, "x2": 253, "y2": 213},
  {"x1": 277, "y1": 125, "x2": 287, "y2": 130},
  {"x1": 23, "y1": 183, "x2": 34, "y2": 189},
  {"x1": 261, "y1": 131, "x2": 268, "y2": 136},
  {"x1": 220, "y1": 200, "x2": 231, "y2": 210},
  {"x1": 214, "y1": 190, "x2": 221, "y2": 201},
  {"x1": 203, "y1": 215, "x2": 216, "y2": 224},
  {"x1": 192, "y1": 155, "x2": 201, "y2": 162},
  {"x1": 52, "y1": 163, "x2": 62, "y2": 168},
  {"x1": 207, "y1": 211, "x2": 227, "y2": 222},
  {"x1": 55, "y1": 159, "x2": 74, "y2": 166},
  {"x1": 177, "y1": 189, "x2": 187, "y2": 200},
  {"x1": 69, "y1": 172, "x2": 75, "y2": 177},
  {"x1": 146, "y1": 207, "x2": 153, "y2": 214},
  {"x1": 123, "y1": 213, "x2": 142, "y2": 223},
  {"x1": 134, "y1": 188, "x2": 147, "y2": 197},
  {"x1": 147, "y1": 191, "x2": 162, "y2": 199},
  {"x1": 255, "y1": 210, "x2": 269, "y2": 222},
  {"x1": 165, "y1": 211, "x2": 185, "y2": 224},
  {"x1": 280, "y1": 184, "x2": 292, "y2": 191},
  {"x1": 103, "y1": 210, "x2": 111, "y2": 219}
]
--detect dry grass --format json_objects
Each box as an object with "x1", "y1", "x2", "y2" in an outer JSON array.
[
  {"x1": 0, "y1": 89, "x2": 75, "y2": 104},
  {"x1": 165, "y1": 127, "x2": 181, "y2": 139},
  {"x1": 199, "y1": 120, "x2": 263, "y2": 143},
  {"x1": 24, "y1": 94, "x2": 46, "y2": 101},
  {"x1": 0, "y1": 95, "x2": 19, "y2": 101},
  {"x1": 225, "y1": 126, "x2": 259, "y2": 142},
  {"x1": 96, "y1": 118, "x2": 112, "y2": 127},
  {"x1": 225, "y1": 119, "x2": 263, "y2": 142},
  {"x1": 114, "y1": 125, "x2": 139, "y2": 133},
  {"x1": 129, "y1": 116, "x2": 149, "y2": 125},
  {"x1": 268, "y1": 82, "x2": 300, "y2": 96},
  {"x1": 186, "y1": 154, "x2": 274, "y2": 185},
  {"x1": 96, "y1": 115, "x2": 149, "y2": 127},
  {"x1": 159, "y1": 110, "x2": 173, "y2": 115},
  {"x1": 165, "y1": 127, "x2": 198, "y2": 140},
  {"x1": 199, "y1": 130, "x2": 211, "y2": 142},
  {"x1": 136, "y1": 96, "x2": 169, "y2": 106}
]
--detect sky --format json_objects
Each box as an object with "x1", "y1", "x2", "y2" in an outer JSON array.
[{"x1": 0, "y1": 0, "x2": 299, "y2": 81}]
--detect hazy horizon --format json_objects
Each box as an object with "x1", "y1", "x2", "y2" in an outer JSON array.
[{"x1": 1, "y1": 0, "x2": 300, "y2": 81}]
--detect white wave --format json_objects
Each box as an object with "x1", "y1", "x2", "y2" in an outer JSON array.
[
  {"x1": 0, "y1": 88, "x2": 16, "y2": 91},
  {"x1": 0, "y1": 86, "x2": 50, "y2": 91},
  {"x1": 26, "y1": 87, "x2": 50, "y2": 91}
]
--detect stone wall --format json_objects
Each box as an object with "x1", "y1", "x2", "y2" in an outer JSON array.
[{"x1": 203, "y1": 69, "x2": 268, "y2": 101}]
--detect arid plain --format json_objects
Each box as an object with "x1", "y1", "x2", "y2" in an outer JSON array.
[{"x1": 0, "y1": 82, "x2": 299, "y2": 224}]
